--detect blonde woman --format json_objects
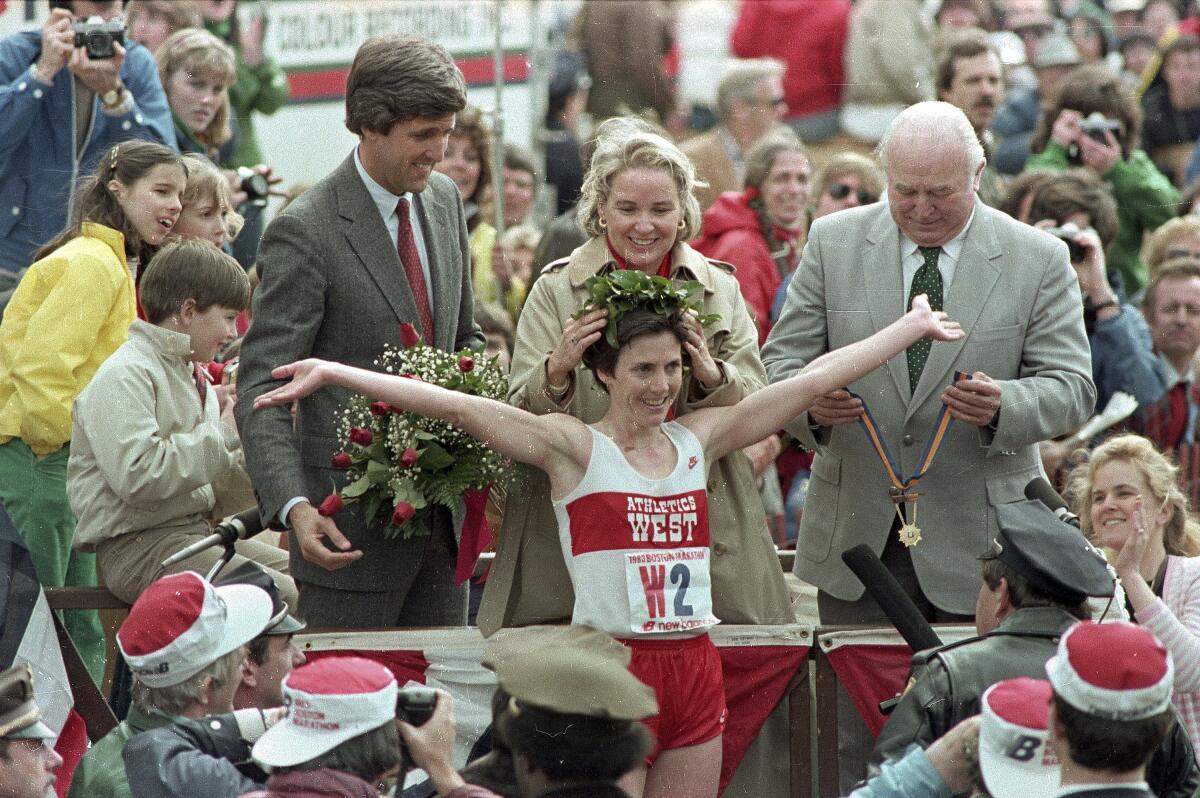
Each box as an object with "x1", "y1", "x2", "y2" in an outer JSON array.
[
  {"x1": 1070, "y1": 433, "x2": 1200, "y2": 759},
  {"x1": 155, "y1": 28, "x2": 237, "y2": 163}
]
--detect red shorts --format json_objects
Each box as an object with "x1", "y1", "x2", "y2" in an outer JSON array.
[{"x1": 623, "y1": 633, "x2": 726, "y2": 762}]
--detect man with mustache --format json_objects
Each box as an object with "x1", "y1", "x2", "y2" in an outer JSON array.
[{"x1": 936, "y1": 28, "x2": 1007, "y2": 207}]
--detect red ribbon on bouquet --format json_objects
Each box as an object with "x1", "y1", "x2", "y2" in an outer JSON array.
[{"x1": 454, "y1": 487, "x2": 493, "y2": 586}]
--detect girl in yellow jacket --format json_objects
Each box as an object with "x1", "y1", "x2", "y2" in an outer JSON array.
[{"x1": 0, "y1": 140, "x2": 186, "y2": 684}]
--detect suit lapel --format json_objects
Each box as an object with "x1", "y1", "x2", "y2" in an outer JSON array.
[
  {"x1": 907, "y1": 201, "x2": 1002, "y2": 416},
  {"x1": 863, "y1": 210, "x2": 909, "y2": 400},
  {"x1": 336, "y1": 156, "x2": 421, "y2": 330}
]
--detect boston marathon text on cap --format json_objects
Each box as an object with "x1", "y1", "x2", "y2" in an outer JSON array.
[
  {"x1": 986, "y1": 500, "x2": 1115, "y2": 605},
  {"x1": 252, "y1": 657, "x2": 398, "y2": 769},
  {"x1": 117, "y1": 571, "x2": 273, "y2": 688},
  {"x1": 979, "y1": 677, "x2": 1060, "y2": 798},
  {"x1": 1046, "y1": 621, "x2": 1173, "y2": 721}
]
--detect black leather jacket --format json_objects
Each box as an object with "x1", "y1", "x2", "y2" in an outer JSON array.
[{"x1": 870, "y1": 607, "x2": 1199, "y2": 798}]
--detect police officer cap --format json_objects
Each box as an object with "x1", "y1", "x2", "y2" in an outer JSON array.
[
  {"x1": 0, "y1": 664, "x2": 53, "y2": 740},
  {"x1": 213, "y1": 561, "x2": 305, "y2": 635},
  {"x1": 495, "y1": 644, "x2": 657, "y2": 721},
  {"x1": 483, "y1": 625, "x2": 631, "y2": 673},
  {"x1": 986, "y1": 500, "x2": 1114, "y2": 604}
]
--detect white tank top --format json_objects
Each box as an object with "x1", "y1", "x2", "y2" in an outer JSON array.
[{"x1": 553, "y1": 421, "x2": 719, "y2": 637}]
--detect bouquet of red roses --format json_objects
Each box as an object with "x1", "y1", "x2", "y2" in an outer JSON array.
[{"x1": 318, "y1": 323, "x2": 510, "y2": 539}]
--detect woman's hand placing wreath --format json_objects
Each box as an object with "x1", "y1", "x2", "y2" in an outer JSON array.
[
  {"x1": 683, "y1": 310, "x2": 722, "y2": 390},
  {"x1": 547, "y1": 308, "x2": 608, "y2": 389}
]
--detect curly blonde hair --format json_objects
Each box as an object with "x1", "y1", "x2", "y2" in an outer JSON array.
[
  {"x1": 576, "y1": 117, "x2": 702, "y2": 242},
  {"x1": 1067, "y1": 433, "x2": 1200, "y2": 557}
]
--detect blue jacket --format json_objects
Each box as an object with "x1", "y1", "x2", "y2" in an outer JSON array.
[
  {"x1": 1090, "y1": 303, "x2": 1169, "y2": 411},
  {"x1": 0, "y1": 30, "x2": 176, "y2": 272}
]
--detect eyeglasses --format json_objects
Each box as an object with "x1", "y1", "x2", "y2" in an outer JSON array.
[{"x1": 826, "y1": 182, "x2": 878, "y2": 205}]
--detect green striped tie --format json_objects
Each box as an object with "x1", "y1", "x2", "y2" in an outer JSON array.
[{"x1": 906, "y1": 246, "x2": 943, "y2": 392}]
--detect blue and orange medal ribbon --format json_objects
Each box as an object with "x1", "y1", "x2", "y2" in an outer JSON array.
[{"x1": 848, "y1": 371, "x2": 970, "y2": 547}]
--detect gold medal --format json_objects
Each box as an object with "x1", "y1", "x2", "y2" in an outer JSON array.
[{"x1": 898, "y1": 523, "x2": 923, "y2": 548}]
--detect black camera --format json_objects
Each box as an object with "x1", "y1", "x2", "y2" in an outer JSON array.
[
  {"x1": 1044, "y1": 221, "x2": 1088, "y2": 263},
  {"x1": 237, "y1": 167, "x2": 270, "y2": 208},
  {"x1": 72, "y1": 16, "x2": 125, "y2": 60},
  {"x1": 396, "y1": 686, "x2": 438, "y2": 726}
]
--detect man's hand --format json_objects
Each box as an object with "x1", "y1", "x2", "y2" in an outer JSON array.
[
  {"x1": 925, "y1": 715, "x2": 982, "y2": 795},
  {"x1": 36, "y1": 9, "x2": 75, "y2": 81},
  {"x1": 287, "y1": 501, "x2": 362, "y2": 571},
  {"x1": 68, "y1": 41, "x2": 125, "y2": 97},
  {"x1": 397, "y1": 690, "x2": 465, "y2": 796},
  {"x1": 940, "y1": 372, "x2": 1002, "y2": 427},
  {"x1": 808, "y1": 389, "x2": 864, "y2": 427}
]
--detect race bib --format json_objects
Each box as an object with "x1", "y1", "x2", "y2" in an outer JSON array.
[{"x1": 624, "y1": 547, "x2": 719, "y2": 634}]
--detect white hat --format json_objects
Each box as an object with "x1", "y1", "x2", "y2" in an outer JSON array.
[
  {"x1": 1046, "y1": 621, "x2": 1174, "y2": 720},
  {"x1": 979, "y1": 678, "x2": 1060, "y2": 798},
  {"x1": 252, "y1": 657, "x2": 397, "y2": 768},
  {"x1": 117, "y1": 571, "x2": 273, "y2": 688}
]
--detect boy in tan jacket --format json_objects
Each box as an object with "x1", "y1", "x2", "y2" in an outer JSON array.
[{"x1": 68, "y1": 239, "x2": 295, "y2": 607}]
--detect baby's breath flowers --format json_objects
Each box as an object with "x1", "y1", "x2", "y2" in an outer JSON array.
[{"x1": 321, "y1": 323, "x2": 511, "y2": 539}]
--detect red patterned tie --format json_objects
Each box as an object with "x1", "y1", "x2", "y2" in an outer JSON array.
[{"x1": 396, "y1": 197, "x2": 434, "y2": 343}]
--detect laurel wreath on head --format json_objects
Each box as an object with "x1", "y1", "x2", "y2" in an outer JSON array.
[{"x1": 573, "y1": 269, "x2": 721, "y2": 348}]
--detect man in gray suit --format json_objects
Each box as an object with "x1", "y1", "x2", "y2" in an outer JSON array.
[
  {"x1": 762, "y1": 101, "x2": 1095, "y2": 791},
  {"x1": 763, "y1": 101, "x2": 1094, "y2": 625},
  {"x1": 236, "y1": 35, "x2": 484, "y2": 629}
]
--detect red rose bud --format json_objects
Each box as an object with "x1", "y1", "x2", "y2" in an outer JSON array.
[
  {"x1": 399, "y1": 322, "x2": 422, "y2": 348},
  {"x1": 458, "y1": 355, "x2": 475, "y2": 372},
  {"x1": 330, "y1": 452, "x2": 352, "y2": 469},
  {"x1": 318, "y1": 494, "x2": 344, "y2": 516},
  {"x1": 369, "y1": 401, "x2": 390, "y2": 416},
  {"x1": 392, "y1": 501, "x2": 415, "y2": 525},
  {"x1": 400, "y1": 447, "x2": 419, "y2": 468},
  {"x1": 348, "y1": 427, "x2": 373, "y2": 446}
]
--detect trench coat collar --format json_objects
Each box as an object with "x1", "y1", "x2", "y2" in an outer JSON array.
[{"x1": 565, "y1": 236, "x2": 718, "y2": 294}]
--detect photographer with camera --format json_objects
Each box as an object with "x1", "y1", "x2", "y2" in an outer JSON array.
[
  {"x1": 0, "y1": 0, "x2": 175, "y2": 276},
  {"x1": 1022, "y1": 171, "x2": 1169, "y2": 472},
  {"x1": 1027, "y1": 65, "x2": 1179, "y2": 295}
]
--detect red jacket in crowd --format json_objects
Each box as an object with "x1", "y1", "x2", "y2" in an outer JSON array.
[{"x1": 731, "y1": 0, "x2": 851, "y2": 119}]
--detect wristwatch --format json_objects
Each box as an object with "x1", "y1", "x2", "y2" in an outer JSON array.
[{"x1": 101, "y1": 83, "x2": 126, "y2": 109}]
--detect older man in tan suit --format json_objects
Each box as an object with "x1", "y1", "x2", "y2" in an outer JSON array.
[{"x1": 682, "y1": 59, "x2": 787, "y2": 211}]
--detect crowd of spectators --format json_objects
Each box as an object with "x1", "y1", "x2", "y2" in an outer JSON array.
[{"x1": 6, "y1": 0, "x2": 1200, "y2": 796}]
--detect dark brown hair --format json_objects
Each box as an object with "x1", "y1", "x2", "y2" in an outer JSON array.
[
  {"x1": 35, "y1": 141, "x2": 186, "y2": 264},
  {"x1": 1052, "y1": 694, "x2": 1173, "y2": 772},
  {"x1": 344, "y1": 35, "x2": 467, "y2": 136},
  {"x1": 450, "y1": 105, "x2": 493, "y2": 208},
  {"x1": 934, "y1": 27, "x2": 1002, "y2": 94},
  {"x1": 1026, "y1": 169, "x2": 1120, "y2": 248},
  {"x1": 583, "y1": 308, "x2": 689, "y2": 392},
  {"x1": 139, "y1": 239, "x2": 250, "y2": 324},
  {"x1": 1031, "y1": 65, "x2": 1142, "y2": 159},
  {"x1": 998, "y1": 170, "x2": 1056, "y2": 221}
]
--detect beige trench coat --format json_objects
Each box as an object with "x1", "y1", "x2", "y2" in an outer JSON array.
[{"x1": 476, "y1": 237, "x2": 794, "y2": 636}]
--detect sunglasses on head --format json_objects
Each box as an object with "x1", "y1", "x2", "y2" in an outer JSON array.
[{"x1": 826, "y1": 182, "x2": 877, "y2": 205}]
